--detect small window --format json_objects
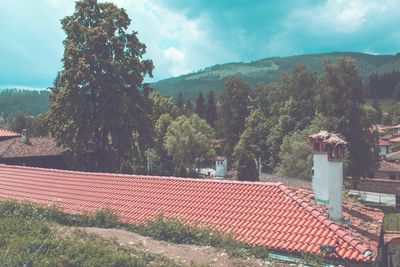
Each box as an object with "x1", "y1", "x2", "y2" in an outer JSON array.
[{"x1": 390, "y1": 174, "x2": 396, "y2": 180}]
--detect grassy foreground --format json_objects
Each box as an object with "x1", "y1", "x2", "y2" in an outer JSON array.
[
  {"x1": 0, "y1": 201, "x2": 179, "y2": 267},
  {"x1": 0, "y1": 201, "x2": 325, "y2": 266}
]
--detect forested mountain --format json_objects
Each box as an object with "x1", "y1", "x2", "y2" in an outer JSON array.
[
  {"x1": 0, "y1": 89, "x2": 49, "y2": 118},
  {"x1": 151, "y1": 52, "x2": 400, "y2": 99}
]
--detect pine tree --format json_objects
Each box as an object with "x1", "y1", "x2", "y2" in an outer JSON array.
[
  {"x1": 317, "y1": 59, "x2": 372, "y2": 179},
  {"x1": 175, "y1": 92, "x2": 185, "y2": 115},
  {"x1": 205, "y1": 90, "x2": 217, "y2": 127},
  {"x1": 218, "y1": 76, "x2": 251, "y2": 157},
  {"x1": 44, "y1": 0, "x2": 153, "y2": 172},
  {"x1": 185, "y1": 99, "x2": 194, "y2": 114},
  {"x1": 195, "y1": 91, "x2": 206, "y2": 119}
]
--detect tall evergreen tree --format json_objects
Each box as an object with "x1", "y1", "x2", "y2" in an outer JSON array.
[
  {"x1": 185, "y1": 99, "x2": 194, "y2": 114},
  {"x1": 175, "y1": 92, "x2": 185, "y2": 114},
  {"x1": 317, "y1": 59, "x2": 372, "y2": 179},
  {"x1": 205, "y1": 90, "x2": 217, "y2": 127},
  {"x1": 218, "y1": 76, "x2": 251, "y2": 157},
  {"x1": 195, "y1": 91, "x2": 206, "y2": 119},
  {"x1": 44, "y1": 0, "x2": 153, "y2": 172}
]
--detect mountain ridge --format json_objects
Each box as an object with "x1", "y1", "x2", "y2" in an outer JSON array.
[{"x1": 151, "y1": 52, "x2": 400, "y2": 99}]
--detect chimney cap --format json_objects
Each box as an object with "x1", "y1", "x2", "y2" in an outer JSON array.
[{"x1": 308, "y1": 130, "x2": 348, "y2": 147}]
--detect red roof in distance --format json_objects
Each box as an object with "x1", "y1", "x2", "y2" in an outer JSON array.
[
  {"x1": 0, "y1": 129, "x2": 20, "y2": 140},
  {"x1": 379, "y1": 139, "x2": 391, "y2": 146},
  {"x1": 390, "y1": 137, "x2": 400, "y2": 143},
  {"x1": 0, "y1": 164, "x2": 383, "y2": 263}
]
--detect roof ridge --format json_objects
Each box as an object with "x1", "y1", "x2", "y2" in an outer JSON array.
[
  {"x1": 0, "y1": 164, "x2": 281, "y2": 187},
  {"x1": 277, "y1": 184, "x2": 372, "y2": 260}
]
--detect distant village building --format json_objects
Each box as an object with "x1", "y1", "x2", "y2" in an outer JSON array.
[
  {"x1": 0, "y1": 128, "x2": 66, "y2": 169},
  {"x1": 375, "y1": 161, "x2": 400, "y2": 180},
  {"x1": 215, "y1": 156, "x2": 227, "y2": 178},
  {"x1": 379, "y1": 139, "x2": 392, "y2": 156}
]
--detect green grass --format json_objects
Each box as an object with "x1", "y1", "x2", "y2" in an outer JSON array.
[
  {"x1": 366, "y1": 98, "x2": 396, "y2": 113},
  {"x1": 0, "y1": 201, "x2": 179, "y2": 267}
]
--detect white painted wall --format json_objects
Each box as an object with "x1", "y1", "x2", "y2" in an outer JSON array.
[
  {"x1": 327, "y1": 161, "x2": 343, "y2": 221},
  {"x1": 312, "y1": 153, "x2": 331, "y2": 203},
  {"x1": 312, "y1": 153, "x2": 344, "y2": 221}
]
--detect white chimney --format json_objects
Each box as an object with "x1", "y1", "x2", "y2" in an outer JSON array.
[
  {"x1": 308, "y1": 131, "x2": 347, "y2": 222},
  {"x1": 21, "y1": 129, "x2": 30, "y2": 144}
]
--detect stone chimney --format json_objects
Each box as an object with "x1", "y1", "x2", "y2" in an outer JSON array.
[
  {"x1": 308, "y1": 131, "x2": 348, "y2": 222},
  {"x1": 21, "y1": 129, "x2": 30, "y2": 144}
]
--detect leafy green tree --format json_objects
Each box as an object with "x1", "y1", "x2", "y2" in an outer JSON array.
[
  {"x1": 44, "y1": 0, "x2": 153, "y2": 172},
  {"x1": 234, "y1": 109, "x2": 272, "y2": 172},
  {"x1": 275, "y1": 113, "x2": 338, "y2": 180},
  {"x1": 150, "y1": 92, "x2": 175, "y2": 121},
  {"x1": 316, "y1": 59, "x2": 372, "y2": 179},
  {"x1": 371, "y1": 99, "x2": 382, "y2": 124},
  {"x1": 195, "y1": 91, "x2": 206, "y2": 119},
  {"x1": 390, "y1": 102, "x2": 400, "y2": 125},
  {"x1": 153, "y1": 114, "x2": 174, "y2": 175},
  {"x1": 237, "y1": 149, "x2": 258, "y2": 181},
  {"x1": 205, "y1": 90, "x2": 217, "y2": 127},
  {"x1": 164, "y1": 114, "x2": 215, "y2": 177},
  {"x1": 120, "y1": 160, "x2": 134, "y2": 174},
  {"x1": 218, "y1": 76, "x2": 251, "y2": 157},
  {"x1": 363, "y1": 104, "x2": 380, "y2": 125},
  {"x1": 392, "y1": 82, "x2": 400, "y2": 101}
]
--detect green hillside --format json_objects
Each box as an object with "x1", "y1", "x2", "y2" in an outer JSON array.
[{"x1": 151, "y1": 52, "x2": 400, "y2": 99}]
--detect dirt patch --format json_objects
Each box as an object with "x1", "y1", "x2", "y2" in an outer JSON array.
[{"x1": 80, "y1": 227, "x2": 290, "y2": 266}]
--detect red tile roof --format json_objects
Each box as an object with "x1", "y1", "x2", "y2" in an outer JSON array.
[
  {"x1": 379, "y1": 139, "x2": 391, "y2": 146},
  {"x1": 390, "y1": 137, "x2": 400, "y2": 143},
  {"x1": 0, "y1": 129, "x2": 20, "y2": 140},
  {"x1": 0, "y1": 137, "x2": 65, "y2": 159},
  {"x1": 0, "y1": 164, "x2": 383, "y2": 263}
]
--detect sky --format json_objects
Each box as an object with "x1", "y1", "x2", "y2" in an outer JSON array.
[{"x1": 1, "y1": 0, "x2": 400, "y2": 89}]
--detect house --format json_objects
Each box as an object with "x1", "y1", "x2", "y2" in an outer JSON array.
[
  {"x1": 0, "y1": 131, "x2": 386, "y2": 266},
  {"x1": 375, "y1": 161, "x2": 400, "y2": 180},
  {"x1": 0, "y1": 128, "x2": 66, "y2": 169},
  {"x1": 386, "y1": 150, "x2": 400, "y2": 162},
  {"x1": 215, "y1": 156, "x2": 227, "y2": 178},
  {"x1": 379, "y1": 139, "x2": 392, "y2": 156}
]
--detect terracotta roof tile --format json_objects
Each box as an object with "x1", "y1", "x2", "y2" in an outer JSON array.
[
  {"x1": 0, "y1": 129, "x2": 20, "y2": 139},
  {"x1": 0, "y1": 137, "x2": 66, "y2": 158},
  {"x1": 0, "y1": 164, "x2": 383, "y2": 263}
]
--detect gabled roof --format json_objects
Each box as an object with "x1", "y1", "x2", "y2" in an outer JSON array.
[
  {"x1": 0, "y1": 129, "x2": 20, "y2": 140},
  {"x1": 378, "y1": 139, "x2": 391, "y2": 146},
  {"x1": 0, "y1": 164, "x2": 383, "y2": 263},
  {"x1": 0, "y1": 137, "x2": 65, "y2": 159},
  {"x1": 390, "y1": 137, "x2": 400, "y2": 143},
  {"x1": 386, "y1": 150, "x2": 400, "y2": 161}
]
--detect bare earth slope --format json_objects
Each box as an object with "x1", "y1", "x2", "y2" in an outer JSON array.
[{"x1": 80, "y1": 227, "x2": 291, "y2": 267}]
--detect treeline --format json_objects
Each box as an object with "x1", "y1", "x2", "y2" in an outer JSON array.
[
  {"x1": 367, "y1": 70, "x2": 400, "y2": 98},
  {"x1": 0, "y1": 89, "x2": 49, "y2": 118}
]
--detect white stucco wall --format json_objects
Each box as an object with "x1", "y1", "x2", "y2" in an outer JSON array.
[
  {"x1": 327, "y1": 161, "x2": 343, "y2": 221},
  {"x1": 312, "y1": 153, "x2": 343, "y2": 221},
  {"x1": 312, "y1": 153, "x2": 331, "y2": 203},
  {"x1": 215, "y1": 159, "x2": 227, "y2": 178}
]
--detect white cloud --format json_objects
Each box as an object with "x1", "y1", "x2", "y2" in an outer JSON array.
[
  {"x1": 163, "y1": 47, "x2": 188, "y2": 76},
  {"x1": 289, "y1": 0, "x2": 391, "y2": 34}
]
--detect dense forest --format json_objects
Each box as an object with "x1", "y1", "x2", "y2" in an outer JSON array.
[
  {"x1": 151, "y1": 52, "x2": 400, "y2": 99},
  {"x1": 0, "y1": 89, "x2": 49, "y2": 118}
]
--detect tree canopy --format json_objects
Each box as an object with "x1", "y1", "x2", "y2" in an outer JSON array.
[
  {"x1": 45, "y1": 0, "x2": 153, "y2": 172},
  {"x1": 164, "y1": 114, "x2": 215, "y2": 177}
]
